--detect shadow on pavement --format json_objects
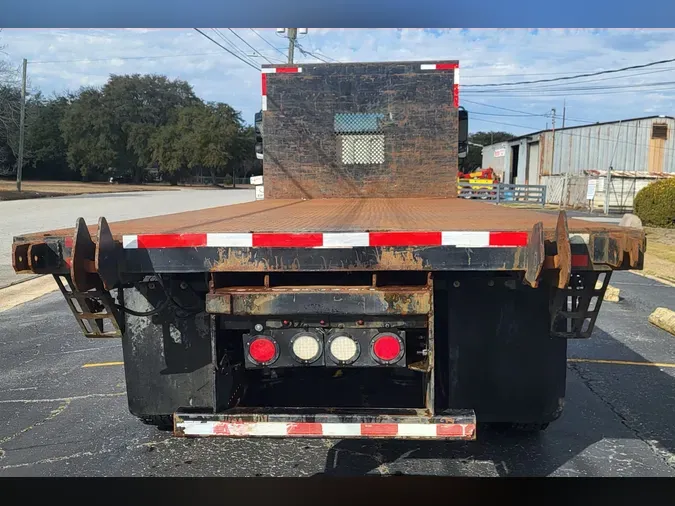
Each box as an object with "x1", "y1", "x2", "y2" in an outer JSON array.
[{"x1": 316, "y1": 325, "x2": 675, "y2": 477}]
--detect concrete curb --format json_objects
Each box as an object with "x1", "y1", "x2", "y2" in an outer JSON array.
[
  {"x1": 0, "y1": 275, "x2": 59, "y2": 313},
  {"x1": 596, "y1": 281, "x2": 620, "y2": 302},
  {"x1": 649, "y1": 308, "x2": 675, "y2": 336},
  {"x1": 0, "y1": 274, "x2": 42, "y2": 291}
]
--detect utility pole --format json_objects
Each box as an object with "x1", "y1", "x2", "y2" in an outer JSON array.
[
  {"x1": 287, "y1": 28, "x2": 297, "y2": 64},
  {"x1": 16, "y1": 58, "x2": 27, "y2": 192},
  {"x1": 562, "y1": 99, "x2": 566, "y2": 129},
  {"x1": 551, "y1": 108, "x2": 556, "y2": 175}
]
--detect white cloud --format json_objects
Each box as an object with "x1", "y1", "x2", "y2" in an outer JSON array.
[{"x1": 0, "y1": 28, "x2": 673, "y2": 134}]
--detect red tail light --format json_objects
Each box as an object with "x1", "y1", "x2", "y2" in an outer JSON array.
[
  {"x1": 371, "y1": 333, "x2": 404, "y2": 364},
  {"x1": 248, "y1": 336, "x2": 279, "y2": 365}
]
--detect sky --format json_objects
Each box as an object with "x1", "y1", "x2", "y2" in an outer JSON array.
[{"x1": 1, "y1": 28, "x2": 674, "y2": 135}]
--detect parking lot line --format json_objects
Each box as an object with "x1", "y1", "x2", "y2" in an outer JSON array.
[
  {"x1": 82, "y1": 361, "x2": 124, "y2": 368},
  {"x1": 567, "y1": 358, "x2": 675, "y2": 368},
  {"x1": 81, "y1": 359, "x2": 675, "y2": 369}
]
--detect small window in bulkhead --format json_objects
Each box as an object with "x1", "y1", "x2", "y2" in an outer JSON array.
[
  {"x1": 652, "y1": 123, "x2": 668, "y2": 140},
  {"x1": 334, "y1": 113, "x2": 385, "y2": 165}
]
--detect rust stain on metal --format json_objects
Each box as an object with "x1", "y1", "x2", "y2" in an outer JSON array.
[
  {"x1": 12, "y1": 243, "x2": 31, "y2": 273},
  {"x1": 208, "y1": 286, "x2": 432, "y2": 316},
  {"x1": 205, "y1": 293, "x2": 232, "y2": 314},
  {"x1": 554, "y1": 211, "x2": 571, "y2": 289},
  {"x1": 376, "y1": 248, "x2": 425, "y2": 270},
  {"x1": 71, "y1": 218, "x2": 100, "y2": 292},
  {"x1": 207, "y1": 248, "x2": 268, "y2": 272},
  {"x1": 523, "y1": 221, "x2": 545, "y2": 288}
]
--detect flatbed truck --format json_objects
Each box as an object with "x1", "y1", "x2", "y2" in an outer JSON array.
[{"x1": 11, "y1": 60, "x2": 645, "y2": 441}]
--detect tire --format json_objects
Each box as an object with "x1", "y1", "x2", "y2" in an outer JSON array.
[{"x1": 139, "y1": 414, "x2": 174, "y2": 431}]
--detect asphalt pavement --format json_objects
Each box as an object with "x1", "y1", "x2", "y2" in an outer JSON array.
[
  {"x1": 0, "y1": 271, "x2": 674, "y2": 477},
  {"x1": 0, "y1": 188, "x2": 255, "y2": 288}
]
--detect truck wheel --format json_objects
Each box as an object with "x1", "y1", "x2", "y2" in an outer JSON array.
[{"x1": 139, "y1": 415, "x2": 174, "y2": 431}]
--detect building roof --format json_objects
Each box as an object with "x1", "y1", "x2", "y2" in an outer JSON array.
[{"x1": 503, "y1": 115, "x2": 675, "y2": 143}]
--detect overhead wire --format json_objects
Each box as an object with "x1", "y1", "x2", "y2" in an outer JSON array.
[
  {"x1": 295, "y1": 43, "x2": 331, "y2": 63},
  {"x1": 211, "y1": 28, "x2": 258, "y2": 67},
  {"x1": 192, "y1": 28, "x2": 259, "y2": 70},
  {"x1": 249, "y1": 28, "x2": 287, "y2": 58},
  {"x1": 29, "y1": 52, "x2": 228, "y2": 64},
  {"x1": 227, "y1": 28, "x2": 273, "y2": 64},
  {"x1": 463, "y1": 57, "x2": 675, "y2": 87}
]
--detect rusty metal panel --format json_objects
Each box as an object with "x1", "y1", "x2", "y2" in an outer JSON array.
[
  {"x1": 207, "y1": 286, "x2": 432, "y2": 316},
  {"x1": 262, "y1": 61, "x2": 459, "y2": 199}
]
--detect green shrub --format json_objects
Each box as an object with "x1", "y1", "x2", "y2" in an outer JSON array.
[{"x1": 634, "y1": 178, "x2": 675, "y2": 228}]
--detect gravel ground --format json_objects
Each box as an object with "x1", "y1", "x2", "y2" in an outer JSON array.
[{"x1": 1, "y1": 188, "x2": 255, "y2": 288}]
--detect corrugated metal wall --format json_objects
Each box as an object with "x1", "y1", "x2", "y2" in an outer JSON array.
[
  {"x1": 541, "y1": 117, "x2": 675, "y2": 176},
  {"x1": 480, "y1": 142, "x2": 508, "y2": 180}
]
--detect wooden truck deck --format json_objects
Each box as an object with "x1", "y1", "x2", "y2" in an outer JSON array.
[{"x1": 15, "y1": 198, "x2": 632, "y2": 239}]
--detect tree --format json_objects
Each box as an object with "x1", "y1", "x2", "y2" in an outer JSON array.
[
  {"x1": 229, "y1": 125, "x2": 261, "y2": 180},
  {"x1": 60, "y1": 87, "x2": 117, "y2": 180},
  {"x1": 23, "y1": 93, "x2": 73, "y2": 180},
  {"x1": 102, "y1": 74, "x2": 201, "y2": 182},
  {"x1": 0, "y1": 84, "x2": 20, "y2": 174},
  {"x1": 461, "y1": 130, "x2": 515, "y2": 172},
  {"x1": 151, "y1": 102, "x2": 246, "y2": 185}
]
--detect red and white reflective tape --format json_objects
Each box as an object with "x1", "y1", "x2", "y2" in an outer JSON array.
[
  {"x1": 420, "y1": 63, "x2": 459, "y2": 70},
  {"x1": 261, "y1": 67, "x2": 303, "y2": 111},
  {"x1": 178, "y1": 420, "x2": 476, "y2": 439},
  {"x1": 420, "y1": 62, "x2": 460, "y2": 107},
  {"x1": 121, "y1": 230, "x2": 530, "y2": 249}
]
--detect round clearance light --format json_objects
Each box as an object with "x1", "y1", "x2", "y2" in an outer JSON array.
[
  {"x1": 248, "y1": 336, "x2": 279, "y2": 365},
  {"x1": 289, "y1": 333, "x2": 322, "y2": 364},
  {"x1": 327, "y1": 334, "x2": 360, "y2": 365},
  {"x1": 371, "y1": 333, "x2": 404, "y2": 365}
]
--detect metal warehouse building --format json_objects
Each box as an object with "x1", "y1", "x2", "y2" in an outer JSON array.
[{"x1": 481, "y1": 115, "x2": 675, "y2": 185}]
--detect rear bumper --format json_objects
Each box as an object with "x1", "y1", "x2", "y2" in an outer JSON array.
[{"x1": 174, "y1": 408, "x2": 476, "y2": 440}]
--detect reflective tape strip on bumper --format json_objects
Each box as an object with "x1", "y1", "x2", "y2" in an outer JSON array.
[{"x1": 176, "y1": 420, "x2": 477, "y2": 439}]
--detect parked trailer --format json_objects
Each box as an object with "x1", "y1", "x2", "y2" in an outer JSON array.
[{"x1": 11, "y1": 60, "x2": 645, "y2": 441}]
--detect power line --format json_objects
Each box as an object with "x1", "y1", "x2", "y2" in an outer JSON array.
[
  {"x1": 463, "y1": 86, "x2": 675, "y2": 98},
  {"x1": 465, "y1": 80, "x2": 675, "y2": 94},
  {"x1": 306, "y1": 33, "x2": 338, "y2": 62},
  {"x1": 463, "y1": 65, "x2": 675, "y2": 81},
  {"x1": 295, "y1": 43, "x2": 331, "y2": 63},
  {"x1": 463, "y1": 57, "x2": 675, "y2": 88},
  {"x1": 227, "y1": 28, "x2": 273, "y2": 64},
  {"x1": 466, "y1": 99, "x2": 669, "y2": 132},
  {"x1": 469, "y1": 111, "x2": 550, "y2": 118},
  {"x1": 29, "y1": 52, "x2": 225, "y2": 64},
  {"x1": 192, "y1": 28, "x2": 259, "y2": 71},
  {"x1": 462, "y1": 99, "x2": 549, "y2": 118},
  {"x1": 211, "y1": 29, "x2": 258, "y2": 67},
  {"x1": 249, "y1": 29, "x2": 287, "y2": 58}
]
